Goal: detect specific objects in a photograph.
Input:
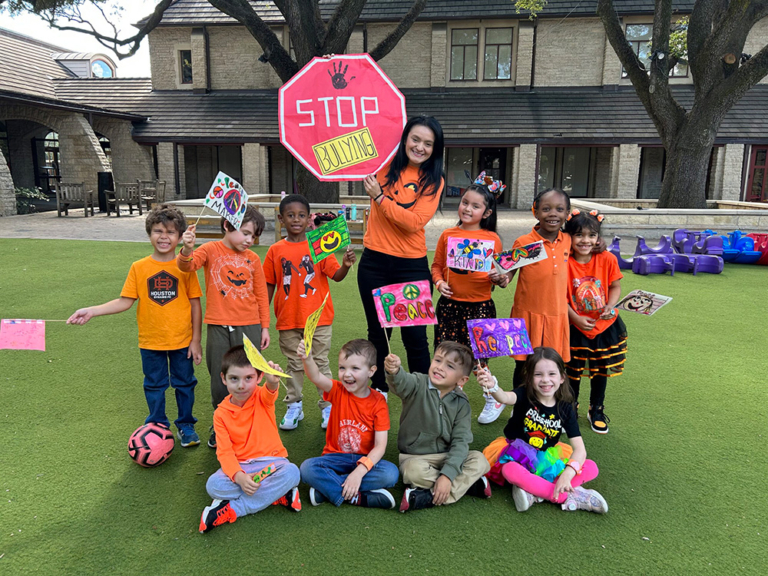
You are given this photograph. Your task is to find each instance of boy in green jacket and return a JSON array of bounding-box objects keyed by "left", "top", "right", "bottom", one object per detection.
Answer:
[{"left": 384, "top": 341, "right": 491, "bottom": 512}]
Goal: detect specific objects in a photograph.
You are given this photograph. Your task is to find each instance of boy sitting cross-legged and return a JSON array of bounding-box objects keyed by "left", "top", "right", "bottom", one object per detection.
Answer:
[
  {"left": 384, "top": 341, "right": 492, "bottom": 512},
  {"left": 298, "top": 339, "right": 399, "bottom": 509},
  {"left": 199, "top": 345, "right": 301, "bottom": 534}
]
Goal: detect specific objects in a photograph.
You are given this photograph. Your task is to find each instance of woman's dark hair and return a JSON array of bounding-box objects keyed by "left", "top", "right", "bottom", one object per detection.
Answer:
[
  {"left": 564, "top": 210, "right": 602, "bottom": 237},
  {"left": 456, "top": 184, "right": 498, "bottom": 233},
  {"left": 523, "top": 347, "right": 574, "bottom": 416},
  {"left": 384, "top": 115, "right": 445, "bottom": 197},
  {"left": 532, "top": 187, "right": 571, "bottom": 213},
  {"left": 279, "top": 193, "right": 310, "bottom": 215}
]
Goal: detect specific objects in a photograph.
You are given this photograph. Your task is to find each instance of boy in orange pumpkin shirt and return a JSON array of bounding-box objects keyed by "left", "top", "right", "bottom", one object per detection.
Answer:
[
  {"left": 263, "top": 194, "right": 356, "bottom": 431},
  {"left": 199, "top": 345, "right": 301, "bottom": 533}
]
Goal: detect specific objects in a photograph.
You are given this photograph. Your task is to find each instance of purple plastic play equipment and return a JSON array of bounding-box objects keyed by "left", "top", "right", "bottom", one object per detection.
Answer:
[
  {"left": 613, "top": 229, "right": 724, "bottom": 276},
  {"left": 635, "top": 235, "right": 673, "bottom": 256},
  {"left": 608, "top": 236, "right": 634, "bottom": 270},
  {"left": 692, "top": 254, "right": 724, "bottom": 274}
]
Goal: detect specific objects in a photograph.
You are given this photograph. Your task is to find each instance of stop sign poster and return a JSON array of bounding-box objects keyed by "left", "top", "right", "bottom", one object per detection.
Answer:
[{"left": 279, "top": 54, "right": 407, "bottom": 181}]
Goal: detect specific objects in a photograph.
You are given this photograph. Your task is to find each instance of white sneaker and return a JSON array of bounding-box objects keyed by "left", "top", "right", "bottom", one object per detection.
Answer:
[
  {"left": 321, "top": 405, "right": 332, "bottom": 429},
  {"left": 561, "top": 486, "right": 608, "bottom": 514},
  {"left": 512, "top": 485, "right": 537, "bottom": 512},
  {"left": 279, "top": 401, "right": 304, "bottom": 430},
  {"left": 478, "top": 393, "right": 505, "bottom": 424}
]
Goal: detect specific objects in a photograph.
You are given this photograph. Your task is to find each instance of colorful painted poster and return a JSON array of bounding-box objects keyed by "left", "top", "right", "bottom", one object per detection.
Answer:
[
  {"left": 466, "top": 318, "right": 533, "bottom": 359},
  {"left": 372, "top": 280, "right": 437, "bottom": 328},
  {"left": 306, "top": 216, "right": 350, "bottom": 264},
  {"left": 492, "top": 241, "right": 547, "bottom": 274},
  {"left": 0, "top": 319, "right": 46, "bottom": 351},
  {"left": 243, "top": 335, "right": 290, "bottom": 378},
  {"left": 303, "top": 293, "right": 329, "bottom": 355},
  {"left": 446, "top": 237, "right": 495, "bottom": 272},
  {"left": 204, "top": 171, "right": 248, "bottom": 230},
  {"left": 616, "top": 290, "right": 672, "bottom": 316}
]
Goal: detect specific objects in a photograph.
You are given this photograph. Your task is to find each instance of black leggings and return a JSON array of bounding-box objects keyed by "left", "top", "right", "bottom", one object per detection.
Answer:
[
  {"left": 357, "top": 248, "right": 432, "bottom": 391},
  {"left": 570, "top": 376, "right": 607, "bottom": 407}
]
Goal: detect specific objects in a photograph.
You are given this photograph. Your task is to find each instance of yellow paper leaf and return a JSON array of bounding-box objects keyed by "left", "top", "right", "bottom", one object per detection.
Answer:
[
  {"left": 243, "top": 335, "right": 290, "bottom": 378},
  {"left": 304, "top": 293, "right": 329, "bottom": 356}
]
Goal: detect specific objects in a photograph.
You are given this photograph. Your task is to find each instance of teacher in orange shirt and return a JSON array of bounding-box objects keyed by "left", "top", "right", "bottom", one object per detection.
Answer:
[{"left": 358, "top": 116, "right": 445, "bottom": 395}]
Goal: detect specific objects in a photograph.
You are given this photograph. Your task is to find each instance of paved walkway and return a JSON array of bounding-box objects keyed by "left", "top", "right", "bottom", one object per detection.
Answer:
[{"left": 0, "top": 207, "right": 538, "bottom": 249}]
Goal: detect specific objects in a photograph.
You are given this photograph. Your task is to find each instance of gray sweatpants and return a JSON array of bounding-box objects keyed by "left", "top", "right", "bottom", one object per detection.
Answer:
[
  {"left": 206, "top": 323, "right": 262, "bottom": 409},
  {"left": 205, "top": 457, "right": 300, "bottom": 518}
]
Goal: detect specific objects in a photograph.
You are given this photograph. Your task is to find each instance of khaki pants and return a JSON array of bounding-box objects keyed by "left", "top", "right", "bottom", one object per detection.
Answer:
[
  {"left": 278, "top": 325, "right": 333, "bottom": 409},
  {"left": 398, "top": 451, "right": 490, "bottom": 504}
]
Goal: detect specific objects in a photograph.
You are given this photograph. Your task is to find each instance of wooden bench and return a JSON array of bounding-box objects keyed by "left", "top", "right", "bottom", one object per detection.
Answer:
[
  {"left": 275, "top": 208, "right": 369, "bottom": 245},
  {"left": 55, "top": 182, "right": 95, "bottom": 217}
]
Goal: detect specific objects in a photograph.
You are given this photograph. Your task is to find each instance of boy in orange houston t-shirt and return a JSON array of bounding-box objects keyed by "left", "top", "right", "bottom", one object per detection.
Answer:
[
  {"left": 263, "top": 194, "right": 356, "bottom": 431},
  {"left": 68, "top": 207, "right": 203, "bottom": 447},
  {"left": 199, "top": 345, "right": 301, "bottom": 533},
  {"left": 178, "top": 206, "right": 271, "bottom": 449},
  {"left": 297, "top": 339, "right": 399, "bottom": 509}
]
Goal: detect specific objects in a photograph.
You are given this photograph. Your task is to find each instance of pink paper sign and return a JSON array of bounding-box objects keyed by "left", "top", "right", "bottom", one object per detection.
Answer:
[
  {"left": 446, "top": 237, "right": 495, "bottom": 272},
  {"left": 372, "top": 280, "right": 437, "bottom": 328},
  {"left": 0, "top": 319, "right": 46, "bottom": 351}
]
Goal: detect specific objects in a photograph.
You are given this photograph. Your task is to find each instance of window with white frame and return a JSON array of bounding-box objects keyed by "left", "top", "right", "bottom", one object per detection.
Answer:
[
  {"left": 450, "top": 29, "right": 479, "bottom": 81},
  {"left": 624, "top": 24, "right": 688, "bottom": 78},
  {"left": 484, "top": 28, "right": 513, "bottom": 80}
]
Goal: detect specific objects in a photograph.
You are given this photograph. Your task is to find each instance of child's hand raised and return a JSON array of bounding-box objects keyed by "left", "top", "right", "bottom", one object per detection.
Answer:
[
  {"left": 264, "top": 361, "right": 284, "bottom": 386},
  {"left": 476, "top": 367, "right": 495, "bottom": 390},
  {"left": 384, "top": 353, "right": 401, "bottom": 374},
  {"left": 182, "top": 225, "right": 196, "bottom": 251},
  {"left": 363, "top": 174, "right": 383, "bottom": 200},
  {"left": 342, "top": 246, "right": 356, "bottom": 267},
  {"left": 297, "top": 340, "right": 309, "bottom": 360},
  {"left": 67, "top": 308, "right": 93, "bottom": 325}
]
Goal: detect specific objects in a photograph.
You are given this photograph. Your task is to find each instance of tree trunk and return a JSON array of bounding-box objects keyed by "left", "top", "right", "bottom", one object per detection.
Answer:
[
  {"left": 295, "top": 164, "right": 340, "bottom": 203},
  {"left": 657, "top": 133, "right": 715, "bottom": 209}
]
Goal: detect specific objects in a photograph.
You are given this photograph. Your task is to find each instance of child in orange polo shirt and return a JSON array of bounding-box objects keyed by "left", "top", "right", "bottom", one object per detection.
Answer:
[
  {"left": 199, "top": 345, "right": 301, "bottom": 533},
  {"left": 298, "top": 339, "right": 399, "bottom": 509},
  {"left": 178, "top": 206, "right": 270, "bottom": 449},
  {"left": 500, "top": 188, "right": 573, "bottom": 391},
  {"left": 68, "top": 207, "right": 203, "bottom": 447},
  {"left": 263, "top": 194, "right": 356, "bottom": 431}
]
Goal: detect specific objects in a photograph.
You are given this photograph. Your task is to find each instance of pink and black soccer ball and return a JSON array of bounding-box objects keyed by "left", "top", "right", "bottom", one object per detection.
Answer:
[{"left": 127, "top": 423, "right": 175, "bottom": 467}]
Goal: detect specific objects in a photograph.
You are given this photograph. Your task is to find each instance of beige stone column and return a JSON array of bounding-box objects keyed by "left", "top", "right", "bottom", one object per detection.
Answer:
[
  {"left": 157, "top": 142, "right": 182, "bottom": 198},
  {"left": 513, "top": 144, "right": 538, "bottom": 209},
  {"left": 93, "top": 118, "right": 154, "bottom": 184},
  {"left": 430, "top": 23, "right": 447, "bottom": 88},
  {"left": 191, "top": 28, "right": 209, "bottom": 93},
  {"left": 516, "top": 22, "right": 534, "bottom": 89},
  {"left": 601, "top": 34, "right": 623, "bottom": 86},
  {"left": 615, "top": 144, "right": 641, "bottom": 199},
  {"left": 57, "top": 113, "right": 110, "bottom": 195},
  {"left": 242, "top": 143, "right": 263, "bottom": 194},
  {"left": 0, "top": 151, "right": 16, "bottom": 216},
  {"left": 721, "top": 144, "right": 745, "bottom": 201}
]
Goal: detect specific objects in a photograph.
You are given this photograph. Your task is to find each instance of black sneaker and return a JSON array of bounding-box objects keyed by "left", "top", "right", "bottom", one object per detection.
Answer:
[
  {"left": 360, "top": 489, "right": 396, "bottom": 509},
  {"left": 399, "top": 488, "right": 434, "bottom": 513},
  {"left": 467, "top": 476, "right": 492, "bottom": 499},
  {"left": 207, "top": 429, "right": 217, "bottom": 449},
  {"left": 588, "top": 405, "right": 610, "bottom": 434},
  {"left": 199, "top": 499, "right": 236, "bottom": 533},
  {"left": 272, "top": 487, "right": 302, "bottom": 512}
]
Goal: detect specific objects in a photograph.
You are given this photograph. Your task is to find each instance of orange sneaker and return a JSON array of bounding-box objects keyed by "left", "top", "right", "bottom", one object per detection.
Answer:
[
  {"left": 199, "top": 499, "right": 236, "bottom": 533},
  {"left": 272, "top": 487, "right": 302, "bottom": 512}
]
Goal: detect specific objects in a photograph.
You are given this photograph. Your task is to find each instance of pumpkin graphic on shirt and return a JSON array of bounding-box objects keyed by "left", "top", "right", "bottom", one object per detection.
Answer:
[
  {"left": 338, "top": 425, "right": 362, "bottom": 453},
  {"left": 571, "top": 276, "right": 605, "bottom": 314},
  {"left": 211, "top": 255, "right": 253, "bottom": 300}
]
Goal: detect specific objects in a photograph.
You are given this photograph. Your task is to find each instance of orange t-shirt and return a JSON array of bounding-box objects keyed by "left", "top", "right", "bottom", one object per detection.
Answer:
[
  {"left": 363, "top": 164, "right": 443, "bottom": 258},
  {"left": 567, "top": 251, "right": 623, "bottom": 337},
  {"left": 120, "top": 255, "right": 202, "bottom": 350},
  {"left": 432, "top": 226, "right": 502, "bottom": 302},
  {"left": 322, "top": 382, "right": 390, "bottom": 456},
  {"left": 262, "top": 239, "right": 341, "bottom": 330},
  {"left": 213, "top": 385, "right": 288, "bottom": 481},
  {"left": 510, "top": 227, "right": 572, "bottom": 362},
  {"left": 177, "top": 241, "right": 270, "bottom": 328}
]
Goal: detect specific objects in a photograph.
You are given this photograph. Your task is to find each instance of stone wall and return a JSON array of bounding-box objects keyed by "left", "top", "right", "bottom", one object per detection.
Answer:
[
  {"left": 721, "top": 144, "right": 745, "bottom": 201},
  {"left": 157, "top": 142, "right": 186, "bottom": 199},
  {"left": 367, "top": 23, "right": 433, "bottom": 89},
  {"left": 515, "top": 144, "right": 537, "bottom": 209},
  {"left": 92, "top": 117, "right": 155, "bottom": 184},
  {"left": 534, "top": 19, "right": 605, "bottom": 87},
  {"left": 148, "top": 27, "right": 193, "bottom": 90},
  {"left": 0, "top": 149, "right": 15, "bottom": 216},
  {"left": 208, "top": 27, "right": 283, "bottom": 90}
]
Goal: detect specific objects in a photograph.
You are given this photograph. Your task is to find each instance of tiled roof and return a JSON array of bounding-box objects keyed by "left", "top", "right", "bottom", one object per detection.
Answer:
[
  {"left": 149, "top": 0, "right": 695, "bottom": 26},
  {"left": 0, "top": 28, "right": 74, "bottom": 100},
  {"left": 51, "top": 79, "right": 768, "bottom": 145}
]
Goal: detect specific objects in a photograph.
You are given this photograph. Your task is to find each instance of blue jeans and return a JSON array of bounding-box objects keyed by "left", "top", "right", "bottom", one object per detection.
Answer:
[
  {"left": 206, "top": 458, "right": 300, "bottom": 518},
  {"left": 139, "top": 347, "right": 197, "bottom": 430},
  {"left": 300, "top": 453, "right": 400, "bottom": 506}
]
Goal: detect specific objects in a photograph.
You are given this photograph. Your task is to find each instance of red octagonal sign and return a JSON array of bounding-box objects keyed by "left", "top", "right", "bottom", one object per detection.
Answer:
[{"left": 279, "top": 54, "right": 407, "bottom": 181}]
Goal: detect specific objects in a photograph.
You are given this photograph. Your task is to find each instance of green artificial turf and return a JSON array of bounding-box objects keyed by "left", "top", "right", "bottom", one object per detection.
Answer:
[{"left": 1, "top": 238, "right": 766, "bottom": 575}]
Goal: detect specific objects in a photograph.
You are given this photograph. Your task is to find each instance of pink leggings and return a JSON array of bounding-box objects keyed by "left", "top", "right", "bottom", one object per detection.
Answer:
[{"left": 501, "top": 460, "right": 599, "bottom": 504}]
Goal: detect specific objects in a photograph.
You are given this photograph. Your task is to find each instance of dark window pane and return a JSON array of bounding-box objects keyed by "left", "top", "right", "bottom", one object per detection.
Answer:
[
  {"left": 180, "top": 50, "right": 193, "bottom": 84},
  {"left": 757, "top": 150, "right": 767, "bottom": 166},
  {"left": 751, "top": 169, "right": 764, "bottom": 194}
]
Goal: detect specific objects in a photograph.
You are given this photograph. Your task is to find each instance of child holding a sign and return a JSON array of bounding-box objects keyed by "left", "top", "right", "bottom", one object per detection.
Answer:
[
  {"left": 263, "top": 194, "right": 356, "bottom": 431},
  {"left": 478, "top": 347, "right": 608, "bottom": 514},
  {"left": 199, "top": 345, "right": 301, "bottom": 533},
  {"left": 297, "top": 339, "right": 399, "bottom": 508},
  {"left": 564, "top": 210, "right": 627, "bottom": 434},
  {"left": 385, "top": 342, "right": 492, "bottom": 512},
  {"left": 432, "top": 176, "right": 507, "bottom": 424},
  {"left": 179, "top": 206, "right": 271, "bottom": 449},
  {"left": 68, "top": 207, "right": 203, "bottom": 447}
]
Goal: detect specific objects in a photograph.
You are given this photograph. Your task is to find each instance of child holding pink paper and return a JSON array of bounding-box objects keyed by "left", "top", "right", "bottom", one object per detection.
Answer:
[{"left": 431, "top": 175, "right": 505, "bottom": 424}]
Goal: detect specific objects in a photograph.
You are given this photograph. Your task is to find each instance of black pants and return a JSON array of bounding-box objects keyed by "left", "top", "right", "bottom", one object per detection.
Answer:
[{"left": 357, "top": 248, "right": 432, "bottom": 391}]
